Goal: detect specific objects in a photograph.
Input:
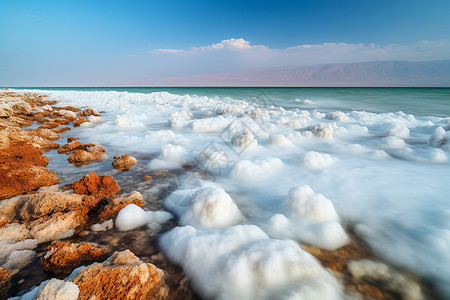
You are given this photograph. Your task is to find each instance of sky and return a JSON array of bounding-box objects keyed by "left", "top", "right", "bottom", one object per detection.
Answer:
[{"left": 1, "top": 0, "right": 450, "bottom": 86}]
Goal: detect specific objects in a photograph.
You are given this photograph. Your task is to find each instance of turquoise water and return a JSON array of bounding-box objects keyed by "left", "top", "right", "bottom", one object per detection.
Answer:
[{"left": 16, "top": 87, "right": 450, "bottom": 118}]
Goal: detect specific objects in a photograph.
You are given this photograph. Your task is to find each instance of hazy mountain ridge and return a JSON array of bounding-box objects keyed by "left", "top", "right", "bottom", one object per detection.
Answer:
[{"left": 130, "top": 60, "right": 450, "bottom": 86}]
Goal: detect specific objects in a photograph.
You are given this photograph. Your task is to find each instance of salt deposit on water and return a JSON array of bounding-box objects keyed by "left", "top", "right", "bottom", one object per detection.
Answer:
[{"left": 18, "top": 87, "right": 450, "bottom": 298}]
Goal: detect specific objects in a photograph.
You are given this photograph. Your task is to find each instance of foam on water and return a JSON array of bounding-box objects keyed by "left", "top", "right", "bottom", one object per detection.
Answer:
[{"left": 18, "top": 88, "right": 450, "bottom": 297}]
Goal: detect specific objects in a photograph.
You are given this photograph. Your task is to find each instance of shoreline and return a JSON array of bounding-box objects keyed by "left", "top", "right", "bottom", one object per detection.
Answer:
[{"left": 0, "top": 89, "right": 439, "bottom": 299}]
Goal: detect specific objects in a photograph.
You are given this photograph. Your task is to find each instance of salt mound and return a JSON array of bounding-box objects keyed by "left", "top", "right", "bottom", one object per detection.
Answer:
[
  {"left": 429, "top": 126, "right": 449, "bottom": 149},
  {"left": 167, "top": 187, "right": 243, "bottom": 229},
  {"left": 384, "top": 123, "right": 410, "bottom": 138},
  {"left": 11, "top": 278, "right": 79, "bottom": 300},
  {"left": 286, "top": 185, "right": 338, "bottom": 222},
  {"left": 115, "top": 204, "right": 173, "bottom": 231},
  {"left": 327, "top": 111, "right": 348, "bottom": 121},
  {"left": 231, "top": 129, "right": 257, "bottom": 148},
  {"left": 265, "top": 185, "right": 349, "bottom": 250},
  {"left": 308, "top": 123, "right": 334, "bottom": 138},
  {"left": 267, "top": 214, "right": 349, "bottom": 251},
  {"left": 216, "top": 103, "right": 242, "bottom": 114},
  {"left": 268, "top": 134, "right": 294, "bottom": 146},
  {"left": 169, "top": 110, "right": 193, "bottom": 118},
  {"left": 160, "top": 225, "right": 342, "bottom": 300},
  {"left": 300, "top": 151, "right": 335, "bottom": 169},
  {"left": 231, "top": 158, "right": 283, "bottom": 179},
  {"left": 380, "top": 136, "right": 406, "bottom": 149}
]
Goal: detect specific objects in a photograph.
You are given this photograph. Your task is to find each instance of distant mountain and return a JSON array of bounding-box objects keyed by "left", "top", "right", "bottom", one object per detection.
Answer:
[{"left": 128, "top": 60, "right": 450, "bottom": 87}]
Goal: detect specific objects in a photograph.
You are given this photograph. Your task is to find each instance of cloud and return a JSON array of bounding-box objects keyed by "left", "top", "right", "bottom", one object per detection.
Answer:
[
  {"left": 131, "top": 38, "right": 450, "bottom": 80},
  {"left": 151, "top": 38, "right": 450, "bottom": 66},
  {"left": 153, "top": 38, "right": 267, "bottom": 54}
]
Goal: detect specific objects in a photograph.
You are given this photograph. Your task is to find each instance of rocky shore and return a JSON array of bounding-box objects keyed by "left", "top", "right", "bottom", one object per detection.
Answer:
[{"left": 0, "top": 89, "right": 435, "bottom": 299}]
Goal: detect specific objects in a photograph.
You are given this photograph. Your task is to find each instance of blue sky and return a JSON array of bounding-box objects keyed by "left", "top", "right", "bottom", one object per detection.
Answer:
[{"left": 1, "top": 0, "right": 450, "bottom": 86}]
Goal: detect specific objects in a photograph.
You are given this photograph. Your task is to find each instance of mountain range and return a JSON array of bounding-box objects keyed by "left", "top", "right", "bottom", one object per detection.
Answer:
[{"left": 125, "top": 60, "right": 450, "bottom": 87}]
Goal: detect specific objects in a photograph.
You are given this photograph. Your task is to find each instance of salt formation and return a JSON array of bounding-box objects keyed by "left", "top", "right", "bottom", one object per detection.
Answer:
[
  {"left": 266, "top": 185, "right": 348, "bottom": 250},
  {"left": 166, "top": 187, "right": 243, "bottom": 229},
  {"left": 115, "top": 204, "right": 173, "bottom": 231},
  {"left": 384, "top": 122, "right": 410, "bottom": 138},
  {"left": 327, "top": 111, "right": 348, "bottom": 121},
  {"left": 428, "top": 126, "right": 450, "bottom": 149},
  {"left": 307, "top": 123, "right": 334, "bottom": 138},
  {"left": 268, "top": 134, "right": 294, "bottom": 146},
  {"left": 380, "top": 136, "right": 406, "bottom": 149},
  {"left": 231, "top": 158, "right": 283, "bottom": 179},
  {"left": 160, "top": 225, "right": 343, "bottom": 300},
  {"left": 231, "top": 129, "right": 258, "bottom": 148},
  {"left": 300, "top": 151, "right": 336, "bottom": 169},
  {"left": 10, "top": 278, "right": 80, "bottom": 300}
]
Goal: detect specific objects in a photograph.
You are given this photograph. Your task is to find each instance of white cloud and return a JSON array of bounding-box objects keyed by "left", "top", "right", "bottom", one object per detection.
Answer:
[
  {"left": 153, "top": 38, "right": 267, "bottom": 54},
  {"left": 142, "top": 38, "right": 450, "bottom": 78}
]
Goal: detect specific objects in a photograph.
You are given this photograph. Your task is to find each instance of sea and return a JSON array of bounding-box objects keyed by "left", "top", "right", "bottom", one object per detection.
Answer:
[{"left": 15, "top": 87, "right": 450, "bottom": 298}]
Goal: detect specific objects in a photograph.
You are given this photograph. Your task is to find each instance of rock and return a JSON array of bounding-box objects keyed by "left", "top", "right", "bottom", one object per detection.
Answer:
[
  {"left": 71, "top": 250, "right": 162, "bottom": 300},
  {"left": 28, "top": 211, "right": 86, "bottom": 244},
  {"left": 10, "top": 101, "right": 32, "bottom": 116},
  {"left": 73, "top": 118, "right": 89, "bottom": 127},
  {"left": 0, "top": 141, "right": 60, "bottom": 200},
  {"left": 41, "top": 241, "right": 110, "bottom": 275},
  {"left": 71, "top": 172, "right": 120, "bottom": 197},
  {"left": 112, "top": 154, "right": 137, "bottom": 171},
  {"left": 78, "top": 108, "right": 100, "bottom": 117},
  {"left": 19, "top": 186, "right": 85, "bottom": 221},
  {"left": 0, "top": 268, "right": 10, "bottom": 300},
  {"left": 98, "top": 191, "right": 144, "bottom": 221},
  {"left": 0, "top": 104, "right": 13, "bottom": 118},
  {"left": 52, "top": 110, "right": 78, "bottom": 121},
  {"left": 67, "top": 144, "right": 107, "bottom": 165}
]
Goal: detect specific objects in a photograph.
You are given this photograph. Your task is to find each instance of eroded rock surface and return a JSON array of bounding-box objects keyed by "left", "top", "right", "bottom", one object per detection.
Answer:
[
  {"left": 71, "top": 172, "right": 120, "bottom": 197},
  {"left": 71, "top": 250, "right": 162, "bottom": 300},
  {"left": 41, "top": 241, "right": 110, "bottom": 275},
  {"left": 112, "top": 154, "right": 138, "bottom": 171}
]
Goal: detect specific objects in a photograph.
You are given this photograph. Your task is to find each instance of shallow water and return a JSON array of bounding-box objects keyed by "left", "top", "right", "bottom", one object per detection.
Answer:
[{"left": 15, "top": 87, "right": 450, "bottom": 298}]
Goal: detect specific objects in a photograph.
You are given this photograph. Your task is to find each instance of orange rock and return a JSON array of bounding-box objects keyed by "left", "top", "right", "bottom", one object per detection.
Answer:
[
  {"left": 71, "top": 172, "right": 120, "bottom": 197},
  {"left": 19, "top": 187, "right": 85, "bottom": 221},
  {"left": 78, "top": 108, "right": 100, "bottom": 117},
  {"left": 68, "top": 148, "right": 107, "bottom": 165},
  {"left": 50, "top": 127, "right": 71, "bottom": 134},
  {"left": 0, "top": 268, "right": 10, "bottom": 300},
  {"left": 112, "top": 154, "right": 137, "bottom": 171},
  {"left": 0, "top": 141, "right": 60, "bottom": 200},
  {"left": 99, "top": 191, "right": 144, "bottom": 221},
  {"left": 143, "top": 176, "right": 152, "bottom": 181},
  {"left": 73, "top": 118, "right": 89, "bottom": 127},
  {"left": 71, "top": 250, "right": 162, "bottom": 300},
  {"left": 41, "top": 241, "right": 110, "bottom": 275},
  {"left": 58, "top": 141, "right": 85, "bottom": 153}
]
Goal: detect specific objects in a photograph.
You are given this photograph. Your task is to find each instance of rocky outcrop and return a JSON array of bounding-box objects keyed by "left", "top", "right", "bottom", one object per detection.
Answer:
[
  {"left": 71, "top": 172, "right": 120, "bottom": 197},
  {"left": 71, "top": 250, "right": 162, "bottom": 300},
  {"left": 112, "top": 154, "right": 138, "bottom": 171},
  {"left": 41, "top": 241, "right": 110, "bottom": 275},
  {"left": 67, "top": 144, "right": 107, "bottom": 165},
  {"left": 0, "top": 140, "right": 60, "bottom": 200},
  {"left": 73, "top": 117, "right": 89, "bottom": 127}
]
